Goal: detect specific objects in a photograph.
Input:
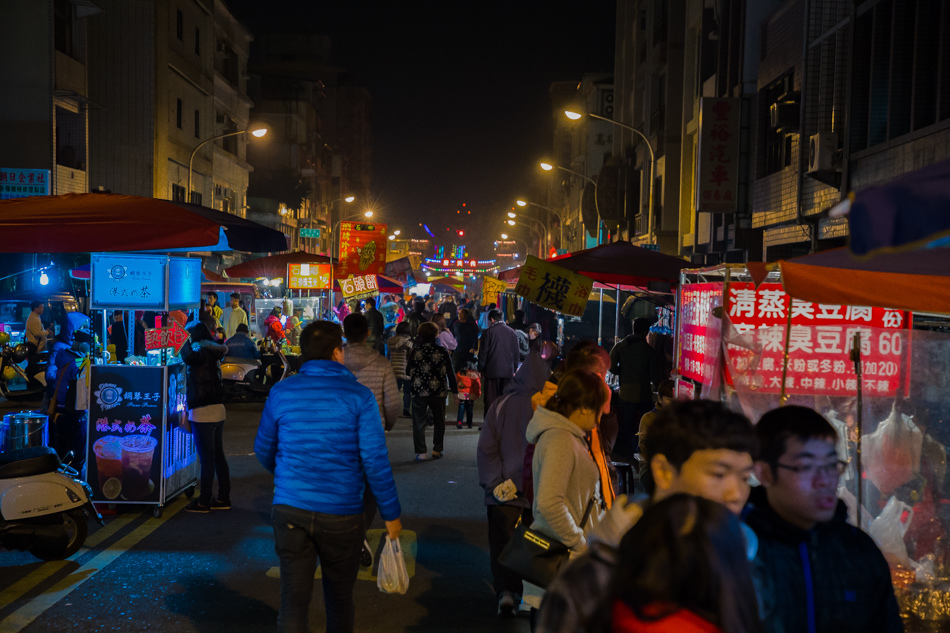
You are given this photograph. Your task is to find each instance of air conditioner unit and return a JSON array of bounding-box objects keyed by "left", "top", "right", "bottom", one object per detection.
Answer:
[
  {"left": 769, "top": 102, "right": 799, "bottom": 131},
  {"left": 808, "top": 133, "right": 839, "bottom": 173}
]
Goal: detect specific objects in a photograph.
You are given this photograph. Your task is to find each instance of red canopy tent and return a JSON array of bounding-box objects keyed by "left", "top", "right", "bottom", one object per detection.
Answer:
[
  {"left": 224, "top": 251, "right": 335, "bottom": 279},
  {"left": 0, "top": 193, "right": 287, "bottom": 252}
]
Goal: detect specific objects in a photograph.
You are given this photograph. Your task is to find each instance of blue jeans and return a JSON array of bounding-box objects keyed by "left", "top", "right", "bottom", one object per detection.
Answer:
[
  {"left": 192, "top": 420, "right": 230, "bottom": 505},
  {"left": 272, "top": 504, "right": 364, "bottom": 633},
  {"left": 457, "top": 400, "right": 474, "bottom": 426},
  {"left": 397, "top": 378, "right": 411, "bottom": 412}
]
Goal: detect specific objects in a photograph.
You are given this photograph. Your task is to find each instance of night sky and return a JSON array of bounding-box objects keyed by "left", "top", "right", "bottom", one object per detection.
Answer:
[{"left": 226, "top": 0, "right": 617, "bottom": 258}]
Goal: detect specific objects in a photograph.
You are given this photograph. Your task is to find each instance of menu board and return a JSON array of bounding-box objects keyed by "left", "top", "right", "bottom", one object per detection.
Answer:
[
  {"left": 677, "top": 282, "right": 723, "bottom": 383},
  {"left": 90, "top": 253, "right": 167, "bottom": 310},
  {"left": 87, "top": 365, "right": 164, "bottom": 503},
  {"left": 288, "top": 263, "right": 332, "bottom": 290}
]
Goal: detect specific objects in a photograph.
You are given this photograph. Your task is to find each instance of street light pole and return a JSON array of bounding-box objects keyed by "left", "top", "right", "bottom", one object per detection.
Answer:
[
  {"left": 517, "top": 199, "right": 564, "bottom": 251},
  {"left": 507, "top": 222, "right": 543, "bottom": 258},
  {"left": 566, "top": 111, "right": 656, "bottom": 243},
  {"left": 188, "top": 128, "right": 266, "bottom": 204}
]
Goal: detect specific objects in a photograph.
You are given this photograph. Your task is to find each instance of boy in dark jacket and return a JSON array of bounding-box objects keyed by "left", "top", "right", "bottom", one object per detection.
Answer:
[{"left": 747, "top": 406, "right": 903, "bottom": 633}]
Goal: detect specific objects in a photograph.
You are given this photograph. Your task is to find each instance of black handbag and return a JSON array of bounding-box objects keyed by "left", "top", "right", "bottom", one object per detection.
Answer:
[{"left": 497, "top": 497, "right": 596, "bottom": 588}]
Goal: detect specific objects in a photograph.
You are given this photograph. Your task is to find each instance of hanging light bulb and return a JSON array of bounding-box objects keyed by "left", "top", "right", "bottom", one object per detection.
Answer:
[{"left": 39, "top": 272, "right": 49, "bottom": 286}]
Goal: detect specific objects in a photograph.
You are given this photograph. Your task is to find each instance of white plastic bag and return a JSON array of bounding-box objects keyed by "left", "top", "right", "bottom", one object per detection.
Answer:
[{"left": 376, "top": 536, "right": 409, "bottom": 594}]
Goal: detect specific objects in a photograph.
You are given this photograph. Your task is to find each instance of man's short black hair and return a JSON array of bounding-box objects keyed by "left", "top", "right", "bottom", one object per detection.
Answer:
[
  {"left": 647, "top": 400, "right": 757, "bottom": 470},
  {"left": 633, "top": 317, "right": 652, "bottom": 335},
  {"left": 30, "top": 300, "right": 42, "bottom": 311},
  {"left": 236, "top": 323, "right": 249, "bottom": 333},
  {"left": 230, "top": 292, "right": 241, "bottom": 301},
  {"left": 514, "top": 309, "right": 525, "bottom": 320},
  {"left": 343, "top": 313, "right": 369, "bottom": 343},
  {"left": 207, "top": 291, "right": 218, "bottom": 301},
  {"left": 300, "top": 321, "right": 343, "bottom": 362},
  {"left": 366, "top": 296, "right": 377, "bottom": 308},
  {"left": 488, "top": 309, "right": 502, "bottom": 322},
  {"left": 756, "top": 406, "right": 838, "bottom": 468}
]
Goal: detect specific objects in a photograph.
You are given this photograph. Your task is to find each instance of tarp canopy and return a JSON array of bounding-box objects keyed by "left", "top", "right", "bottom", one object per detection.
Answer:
[
  {"left": 425, "top": 276, "right": 466, "bottom": 292},
  {"left": 0, "top": 193, "right": 288, "bottom": 253},
  {"left": 837, "top": 158, "right": 950, "bottom": 256},
  {"left": 224, "top": 251, "right": 335, "bottom": 279},
  {"left": 499, "top": 241, "right": 688, "bottom": 288},
  {"left": 780, "top": 247, "right": 950, "bottom": 314}
]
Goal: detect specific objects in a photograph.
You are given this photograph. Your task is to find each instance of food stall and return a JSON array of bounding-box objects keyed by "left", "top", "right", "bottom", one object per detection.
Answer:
[
  {"left": 85, "top": 252, "right": 201, "bottom": 517},
  {"left": 675, "top": 262, "right": 950, "bottom": 631}
]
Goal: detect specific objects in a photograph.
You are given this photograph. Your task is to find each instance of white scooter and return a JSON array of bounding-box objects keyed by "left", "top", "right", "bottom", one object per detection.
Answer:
[
  {"left": 221, "top": 350, "right": 291, "bottom": 402},
  {"left": 0, "top": 446, "right": 102, "bottom": 560}
]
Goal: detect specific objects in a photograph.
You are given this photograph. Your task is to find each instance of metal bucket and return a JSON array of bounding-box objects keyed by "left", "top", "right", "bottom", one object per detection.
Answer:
[{"left": 1, "top": 412, "right": 49, "bottom": 452}]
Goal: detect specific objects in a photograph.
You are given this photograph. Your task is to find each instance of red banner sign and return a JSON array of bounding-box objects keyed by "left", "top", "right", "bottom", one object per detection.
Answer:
[
  {"left": 723, "top": 282, "right": 911, "bottom": 397},
  {"left": 678, "top": 283, "right": 723, "bottom": 383},
  {"left": 144, "top": 319, "right": 190, "bottom": 355},
  {"left": 338, "top": 222, "right": 388, "bottom": 279}
]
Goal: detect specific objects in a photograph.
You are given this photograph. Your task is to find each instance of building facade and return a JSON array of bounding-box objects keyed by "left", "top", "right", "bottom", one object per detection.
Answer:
[{"left": 0, "top": 0, "right": 102, "bottom": 197}]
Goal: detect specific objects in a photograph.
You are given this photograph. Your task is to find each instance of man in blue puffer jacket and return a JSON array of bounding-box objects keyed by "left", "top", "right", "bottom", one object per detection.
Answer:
[{"left": 256, "top": 320, "right": 403, "bottom": 633}]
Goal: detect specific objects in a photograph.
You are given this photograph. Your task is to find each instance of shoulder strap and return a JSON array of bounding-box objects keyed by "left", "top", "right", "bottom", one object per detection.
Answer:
[{"left": 579, "top": 496, "right": 597, "bottom": 530}]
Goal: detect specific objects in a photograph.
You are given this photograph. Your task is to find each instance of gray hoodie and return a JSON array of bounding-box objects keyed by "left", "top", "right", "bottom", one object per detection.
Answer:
[
  {"left": 525, "top": 407, "right": 603, "bottom": 551},
  {"left": 344, "top": 342, "right": 401, "bottom": 430}
]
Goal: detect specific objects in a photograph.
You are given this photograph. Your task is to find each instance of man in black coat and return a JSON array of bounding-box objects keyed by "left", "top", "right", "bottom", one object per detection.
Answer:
[
  {"left": 362, "top": 296, "right": 386, "bottom": 353},
  {"left": 747, "top": 406, "right": 903, "bottom": 633},
  {"left": 477, "top": 309, "right": 520, "bottom": 411}
]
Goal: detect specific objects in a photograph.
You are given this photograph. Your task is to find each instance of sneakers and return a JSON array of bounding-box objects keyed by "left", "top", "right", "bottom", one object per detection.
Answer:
[
  {"left": 185, "top": 500, "right": 210, "bottom": 513},
  {"left": 414, "top": 453, "right": 429, "bottom": 462},
  {"left": 497, "top": 591, "right": 517, "bottom": 618},
  {"left": 431, "top": 451, "right": 443, "bottom": 460},
  {"left": 456, "top": 422, "right": 463, "bottom": 429},
  {"left": 359, "top": 539, "right": 373, "bottom": 567},
  {"left": 209, "top": 498, "right": 231, "bottom": 510}
]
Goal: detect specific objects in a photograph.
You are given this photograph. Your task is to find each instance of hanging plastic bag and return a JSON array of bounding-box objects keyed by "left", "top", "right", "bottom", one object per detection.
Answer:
[{"left": 376, "top": 536, "right": 409, "bottom": 595}]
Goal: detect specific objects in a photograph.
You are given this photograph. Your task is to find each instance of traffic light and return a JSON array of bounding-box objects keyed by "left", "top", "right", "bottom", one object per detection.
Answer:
[{"left": 457, "top": 230, "right": 465, "bottom": 237}]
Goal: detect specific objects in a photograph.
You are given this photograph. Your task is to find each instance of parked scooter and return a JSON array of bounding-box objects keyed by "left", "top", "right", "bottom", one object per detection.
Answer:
[
  {"left": 0, "top": 447, "right": 102, "bottom": 560},
  {"left": 0, "top": 343, "right": 47, "bottom": 402},
  {"left": 221, "top": 349, "right": 291, "bottom": 402}
]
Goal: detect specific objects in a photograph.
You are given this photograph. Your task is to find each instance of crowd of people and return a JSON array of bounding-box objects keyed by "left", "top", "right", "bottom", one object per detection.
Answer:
[{"left": 21, "top": 284, "right": 904, "bottom": 633}]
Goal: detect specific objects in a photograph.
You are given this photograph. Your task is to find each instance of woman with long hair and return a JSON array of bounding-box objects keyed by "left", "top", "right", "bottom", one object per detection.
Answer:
[
  {"left": 606, "top": 494, "right": 761, "bottom": 633},
  {"left": 430, "top": 313, "right": 457, "bottom": 352},
  {"left": 523, "top": 369, "right": 610, "bottom": 619}
]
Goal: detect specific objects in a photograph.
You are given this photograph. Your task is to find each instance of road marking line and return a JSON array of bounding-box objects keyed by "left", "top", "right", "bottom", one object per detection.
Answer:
[
  {"left": 0, "top": 498, "right": 186, "bottom": 631},
  {"left": 0, "top": 511, "right": 141, "bottom": 610}
]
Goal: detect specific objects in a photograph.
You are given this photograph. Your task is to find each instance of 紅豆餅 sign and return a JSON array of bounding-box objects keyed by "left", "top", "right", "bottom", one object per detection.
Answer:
[
  {"left": 514, "top": 256, "right": 594, "bottom": 317},
  {"left": 721, "top": 282, "right": 912, "bottom": 397},
  {"left": 338, "top": 222, "right": 388, "bottom": 278},
  {"left": 288, "top": 263, "right": 331, "bottom": 290}
]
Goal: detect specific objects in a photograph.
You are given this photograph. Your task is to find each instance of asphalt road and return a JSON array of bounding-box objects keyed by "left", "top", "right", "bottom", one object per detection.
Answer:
[{"left": 0, "top": 397, "right": 531, "bottom": 632}]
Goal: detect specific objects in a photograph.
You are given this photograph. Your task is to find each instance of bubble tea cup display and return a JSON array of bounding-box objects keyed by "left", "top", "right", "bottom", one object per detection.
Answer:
[
  {"left": 120, "top": 435, "right": 158, "bottom": 500},
  {"left": 93, "top": 436, "right": 123, "bottom": 499}
]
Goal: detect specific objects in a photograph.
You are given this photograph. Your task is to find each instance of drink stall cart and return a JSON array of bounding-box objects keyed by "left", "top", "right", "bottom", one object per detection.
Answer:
[{"left": 85, "top": 253, "right": 202, "bottom": 518}]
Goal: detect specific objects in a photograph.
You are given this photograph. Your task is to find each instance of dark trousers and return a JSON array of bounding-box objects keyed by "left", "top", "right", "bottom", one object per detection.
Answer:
[
  {"left": 483, "top": 377, "right": 510, "bottom": 413},
  {"left": 192, "top": 420, "right": 231, "bottom": 505},
  {"left": 613, "top": 400, "right": 651, "bottom": 461},
  {"left": 397, "top": 378, "right": 411, "bottom": 413},
  {"left": 411, "top": 395, "right": 445, "bottom": 454},
  {"left": 457, "top": 400, "right": 474, "bottom": 426},
  {"left": 487, "top": 504, "right": 533, "bottom": 597},
  {"left": 51, "top": 411, "right": 87, "bottom": 475},
  {"left": 362, "top": 477, "right": 377, "bottom": 533},
  {"left": 272, "top": 504, "right": 363, "bottom": 633}
]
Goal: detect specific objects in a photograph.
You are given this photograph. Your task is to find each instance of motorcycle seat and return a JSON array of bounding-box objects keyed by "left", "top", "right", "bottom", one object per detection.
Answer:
[
  {"left": 0, "top": 446, "right": 61, "bottom": 479},
  {"left": 223, "top": 356, "right": 261, "bottom": 367}
]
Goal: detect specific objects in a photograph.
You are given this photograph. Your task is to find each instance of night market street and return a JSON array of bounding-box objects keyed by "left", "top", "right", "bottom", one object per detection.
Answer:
[{"left": 0, "top": 399, "right": 526, "bottom": 633}]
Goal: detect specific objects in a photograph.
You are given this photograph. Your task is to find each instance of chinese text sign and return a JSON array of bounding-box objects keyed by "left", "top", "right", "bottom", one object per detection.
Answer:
[
  {"left": 339, "top": 274, "right": 380, "bottom": 300},
  {"left": 697, "top": 98, "right": 740, "bottom": 213},
  {"left": 0, "top": 168, "right": 50, "bottom": 199},
  {"left": 677, "top": 283, "right": 724, "bottom": 383},
  {"left": 481, "top": 277, "right": 507, "bottom": 306},
  {"left": 288, "top": 263, "right": 331, "bottom": 290},
  {"left": 514, "top": 256, "right": 593, "bottom": 317},
  {"left": 337, "top": 222, "right": 388, "bottom": 278}
]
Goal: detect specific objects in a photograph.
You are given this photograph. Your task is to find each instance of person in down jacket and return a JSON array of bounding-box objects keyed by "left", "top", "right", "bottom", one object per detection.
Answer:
[
  {"left": 386, "top": 321, "right": 414, "bottom": 416},
  {"left": 255, "top": 320, "right": 402, "bottom": 633},
  {"left": 44, "top": 311, "right": 91, "bottom": 410}
]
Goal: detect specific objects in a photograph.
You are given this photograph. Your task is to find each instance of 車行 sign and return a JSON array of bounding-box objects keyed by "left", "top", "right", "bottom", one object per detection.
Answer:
[
  {"left": 514, "top": 256, "right": 593, "bottom": 317},
  {"left": 697, "top": 98, "right": 741, "bottom": 213}
]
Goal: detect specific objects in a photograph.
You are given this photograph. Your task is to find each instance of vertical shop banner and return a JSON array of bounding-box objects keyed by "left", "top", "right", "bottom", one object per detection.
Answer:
[
  {"left": 481, "top": 277, "right": 507, "bottom": 306},
  {"left": 162, "top": 363, "right": 197, "bottom": 497},
  {"left": 724, "top": 282, "right": 912, "bottom": 396},
  {"left": 338, "top": 222, "right": 388, "bottom": 278},
  {"left": 87, "top": 366, "right": 164, "bottom": 503},
  {"left": 696, "top": 98, "right": 741, "bottom": 213},
  {"left": 288, "top": 263, "right": 331, "bottom": 290},
  {"left": 677, "top": 282, "right": 724, "bottom": 383},
  {"left": 514, "top": 256, "right": 594, "bottom": 317},
  {"left": 339, "top": 274, "right": 380, "bottom": 301}
]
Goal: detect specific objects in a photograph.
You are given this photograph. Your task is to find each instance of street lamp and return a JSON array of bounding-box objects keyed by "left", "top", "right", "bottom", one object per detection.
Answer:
[
  {"left": 504, "top": 220, "right": 543, "bottom": 257},
  {"left": 332, "top": 209, "right": 375, "bottom": 257},
  {"left": 188, "top": 127, "right": 267, "bottom": 204},
  {"left": 516, "top": 198, "right": 564, "bottom": 250},
  {"left": 563, "top": 109, "right": 656, "bottom": 242},
  {"left": 539, "top": 161, "right": 596, "bottom": 187}
]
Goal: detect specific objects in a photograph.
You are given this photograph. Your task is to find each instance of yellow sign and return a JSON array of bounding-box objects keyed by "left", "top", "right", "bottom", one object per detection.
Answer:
[
  {"left": 288, "top": 263, "right": 331, "bottom": 290},
  {"left": 339, "top": 274, "right": 380, "bottom": 300},
  {"left": 514, "top": 256, "right": 593, "bottom": 317},
  {"left": 481, "top": 277, "right": 507, "bottom": 306}
]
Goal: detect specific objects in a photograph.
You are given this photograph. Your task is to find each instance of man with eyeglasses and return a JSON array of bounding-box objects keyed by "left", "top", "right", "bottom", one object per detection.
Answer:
[{"left": 747, "top": 405, "right": 903, "bottom": 633}]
